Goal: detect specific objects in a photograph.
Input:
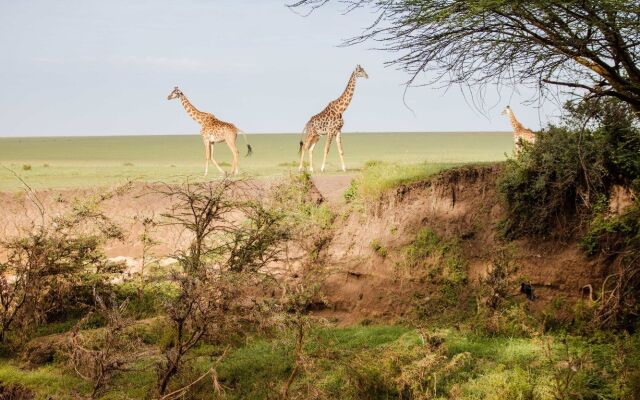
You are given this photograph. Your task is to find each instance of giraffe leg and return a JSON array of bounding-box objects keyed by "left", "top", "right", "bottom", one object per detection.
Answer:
[
  {"left": 298, "top": 142, "right": 307, "bottom": 172},
  {"left": 299, "top": 132, "right": 314, "bottom": 172},
  {"left": 209, "top": 143, "right": 225, "bottom": 175},
  {"left": 226, "top": 137, "right": 240, "bottom": 176},
  {"left": 336, "top": 132, "right": 346, "bottom": 172},
  {"left": 320, "top": 134, "right": 334, "bottom": 173},
  {"left": 308, "top": 137, "right": 319, "bottom": 173},
  {"left": 232, "top": 146, "right": 240, "bottom": 176},
  {"left": 203, "top": 139, "right": 211, "bottom": 176}
]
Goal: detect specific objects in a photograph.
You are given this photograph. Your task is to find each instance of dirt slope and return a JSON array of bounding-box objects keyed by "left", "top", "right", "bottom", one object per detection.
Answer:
[{"left": 312, "top": 165, "right": 606, "bottom": 323}]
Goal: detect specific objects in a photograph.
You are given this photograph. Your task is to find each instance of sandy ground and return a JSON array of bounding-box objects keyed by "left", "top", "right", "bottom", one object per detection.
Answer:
[{"left": 0, "top": 176, "right": 354, "bottom": 260}]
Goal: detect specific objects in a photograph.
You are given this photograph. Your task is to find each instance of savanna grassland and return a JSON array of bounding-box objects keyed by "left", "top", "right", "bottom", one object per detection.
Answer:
[
  {"left": 0, "top": 118, "right": 639, "bottom": 399},
  {"left": 0, "top": 132, "right": 511, "bottom": 191}
]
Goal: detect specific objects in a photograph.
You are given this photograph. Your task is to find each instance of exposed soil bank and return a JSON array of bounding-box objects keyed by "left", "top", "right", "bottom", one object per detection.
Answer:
[
  {"left": 0, "top": 167, "right": 619, "bottom": 324},
  {"left": 313, "top": 165, "right": 609, "bottom": 323}
]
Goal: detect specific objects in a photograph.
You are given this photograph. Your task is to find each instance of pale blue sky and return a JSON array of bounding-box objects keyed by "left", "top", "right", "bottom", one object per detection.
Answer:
[{"left": 0, "top": 0, "right": 560, "bottom": 136}]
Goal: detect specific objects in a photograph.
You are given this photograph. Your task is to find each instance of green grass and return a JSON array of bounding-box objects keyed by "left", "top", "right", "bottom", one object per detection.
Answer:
[
  {"left": 216, "top": 325, "right": 413, "bottom": 399},
  {"left": 2, "top": 325, "right": 638, "bottom": 399},
  {"left": 445, "top": 333, "right": 540, "bottom": 366},
  {"left": 101, "top": 359, "right": 158, "bottom": 400},
  {"left": 0, "top": 362, "right": 92, "bottom": 399},
  {"left": 218, "top": 339, "right": 293, "bottom": 398},
  {"left": 355, "top": 160, "right": 460, "bottom": 201},
  {"left": 458, "top": 367, "right": 544, "bottom": 400},
  {"left": 308, "top": 324, "right": 412, "bottom": 352},
  {"left": 0, "top": 132, "right": 512, "bottom": 191}
]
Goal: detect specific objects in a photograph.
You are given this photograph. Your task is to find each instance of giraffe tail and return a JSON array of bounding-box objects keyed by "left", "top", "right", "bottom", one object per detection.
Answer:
[
  {"left": 238, "top": 129, "right": 253, "bottom": 157},
  {"left": 298, "top": 123, "right": 309, "bottom": 155}
]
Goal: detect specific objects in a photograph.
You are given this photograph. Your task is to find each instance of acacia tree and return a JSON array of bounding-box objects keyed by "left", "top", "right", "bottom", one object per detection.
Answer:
[
  {"left": 155, "top": 180, "right": 290, "bottom": 395},
  {"left": 289, "top": 0, "right": 640, "bottom": 112}
]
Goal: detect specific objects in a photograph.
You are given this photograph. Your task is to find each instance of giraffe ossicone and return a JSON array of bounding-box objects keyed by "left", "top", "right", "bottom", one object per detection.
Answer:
[
  {"left": 167, "top": 86, "right": 252, "bottom": 177},
  {"left": 298, "top": 65, "right": 369, "bottom": 173}
]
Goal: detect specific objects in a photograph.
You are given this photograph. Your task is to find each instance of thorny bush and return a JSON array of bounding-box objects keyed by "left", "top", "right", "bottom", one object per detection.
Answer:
[
  {"left": 0, "top": 185, "right": 127, "bottom": 345},
  {"left": 155, "top": 179, "right": 291, "bottom": 395}
]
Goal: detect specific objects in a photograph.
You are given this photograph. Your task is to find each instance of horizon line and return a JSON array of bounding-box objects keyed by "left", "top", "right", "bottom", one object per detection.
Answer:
[{"left": 0, "top": 130, "right": 511, "bottom": 139}]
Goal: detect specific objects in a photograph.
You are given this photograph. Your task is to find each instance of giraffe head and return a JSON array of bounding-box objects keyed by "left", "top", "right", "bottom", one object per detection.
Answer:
[
  {"left": 354, "top": 64, "right": 369, "bottom": 79},
  {"left": 167, "top": 86, "right": 183, "bottom": 100},
  {"left": 501, "top": 105, "right": 512, "bottom": 116}
]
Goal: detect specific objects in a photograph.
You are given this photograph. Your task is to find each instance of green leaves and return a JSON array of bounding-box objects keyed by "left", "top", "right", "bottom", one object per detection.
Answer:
[{"left": 498, "top": 98, "right": 639, "bottom": 239}]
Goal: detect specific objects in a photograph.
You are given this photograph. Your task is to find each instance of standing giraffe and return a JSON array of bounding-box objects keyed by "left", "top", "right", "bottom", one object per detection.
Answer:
[
  {"left": 298, "top": 65, "right": 369, "bottom": 173},
  {"left": 167, "top": 86, "right": 252, "bottom": 176},
  {"left": 502, "top": 106, "right": 536, "bottom": 153}
]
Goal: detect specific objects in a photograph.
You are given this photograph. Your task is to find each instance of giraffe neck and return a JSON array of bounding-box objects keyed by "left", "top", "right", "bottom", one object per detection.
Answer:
[
  {"left": 507, "top": 110, "right": 524, "bottom": 134},
  {"left": 332, "top": 71, "right": 358, "bottom": 114},
  {"left": 179, "top": 95, "right": 208, "bottom": 125}
]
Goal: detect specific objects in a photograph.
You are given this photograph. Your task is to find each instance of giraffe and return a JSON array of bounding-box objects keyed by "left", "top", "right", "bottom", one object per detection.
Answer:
[
  {"left": 502, "top": 106, "right": 536, "bottom": 153},
  {"left": 298, "top": 65, "right": 368, "bottom": 173},
  {"left": 167, "top": 86, "right": 252, "bottom": 176}
]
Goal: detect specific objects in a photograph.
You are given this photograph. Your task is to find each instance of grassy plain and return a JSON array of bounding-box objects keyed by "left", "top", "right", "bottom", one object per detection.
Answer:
[{"left": 0, "top": 132, "right": 511, "bottom": 191}]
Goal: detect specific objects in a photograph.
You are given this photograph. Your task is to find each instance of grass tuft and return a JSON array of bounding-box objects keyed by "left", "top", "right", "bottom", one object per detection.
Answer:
[{"left": 354, "top": 161, "right": 459, "bottom": 202}]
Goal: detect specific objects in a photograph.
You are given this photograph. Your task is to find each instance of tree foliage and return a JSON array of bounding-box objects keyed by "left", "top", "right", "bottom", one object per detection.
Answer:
[{"left": 290, "top": 0, "right": 640, "bottom": 111}]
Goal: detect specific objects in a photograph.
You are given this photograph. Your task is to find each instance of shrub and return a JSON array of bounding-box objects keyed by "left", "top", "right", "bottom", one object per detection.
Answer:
[
  {"left": 405, "top": 228, "right": 467, "bottom": 286},
  {"left": 22, "top": 164, "right": 31, "bottom": 171},
  {"left": 0, "top": 382, "right": 34, "bottom": 399},
  {"left": 0, "top": 189, "right": 125, "bottom": 345},
  {"left": 612, "top": 332, "right": 640, "bottom": 398},
  {"left": 269, "top": 173, "right": 335, "bottom": 261},
  {"left": 68, "top": 294, "right": 144, "bottom": 398},
  {"left": 581, "top": 200, "right": 640, "bottom": 257},
  {"left": 343, "top": 179, "right": 358, "bottom": 203},
  {"left": 498, "top": 98, "right": 640, "bottom": 239},
  {"left": 498, "top": 125, "right": 608, "bottom": 238},
  {"left": 404, "top": 227, "right": 441, "bottom": 268},
  {"left": 581, "top": 201, "right": 640, "bottom": 329},
  {"left": 370, "top": 239, "right": 387, "bottom": 258},
  {"left": 477, "top": 249, "right": 520, "bottom": 311},
  {"left": 565, "top": 98, "right": 640, "bottom": 188},
  {"left": 403, "top": 228, "right": 469, "bottom": 318},
  {"left": 115, "top": 282, "right": 179, "bottom": 318}
]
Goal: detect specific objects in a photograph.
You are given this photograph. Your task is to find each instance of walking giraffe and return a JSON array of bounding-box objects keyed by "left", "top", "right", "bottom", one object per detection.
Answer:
[
  {"left": 502, "top": 106, "right": 536, "bottom": 153},
  {"left": 298, "top": 65, "right": 369, "bottom": 173},
  {"left": 167, "top": 86, "right": 252, "bottom": 176}
]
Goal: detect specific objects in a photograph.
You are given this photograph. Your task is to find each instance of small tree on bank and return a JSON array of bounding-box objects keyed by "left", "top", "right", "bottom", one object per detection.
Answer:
[
  {"left": 0, "top": 186, "right": 125, "bottom": 345},
  {"left": 155, "top": 180, "right": 290, "bottom": 395}
]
